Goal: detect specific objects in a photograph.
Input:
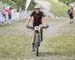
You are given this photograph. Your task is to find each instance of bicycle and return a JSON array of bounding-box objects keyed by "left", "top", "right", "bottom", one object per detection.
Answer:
[{"left": 26, "top": 25, "right": 48, "bottom": 56}]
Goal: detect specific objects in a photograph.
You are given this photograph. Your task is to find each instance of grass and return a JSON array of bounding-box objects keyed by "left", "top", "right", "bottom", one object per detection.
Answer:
[
  {"left": 0, "top": 35, "right": 32, "bottom": 58},
  {"left": 45, "top": 19, "right": 75, "bottom": 57},
  {"left": 46, "top": 35, "right": 75, "bottom": 57},
  {"left": 0, "top": 21, "right": 33, "bottom": 59},
  {"left": 40, "top": 19, "right": 75, "bottom": 57},
  {"left": 59, "top": 20, "right": 75, "bottom": 35},
  {"left": 47, "top": 0, "right": 69, "bottom": 16},
  {"left": 0, "top": 19, "right": 75, "bottom": 60},
  {"left": 0, "top": 35, "right": 75, "bottom": 59}
]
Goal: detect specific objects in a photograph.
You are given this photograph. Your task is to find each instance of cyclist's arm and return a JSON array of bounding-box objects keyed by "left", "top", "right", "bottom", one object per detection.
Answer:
[
  {"left": 43, "top": 16, "right": 49, "bottom": 25},
  {"left": 27, "top": 12, "right": 34, "bottom": 25},
  {"left": 27, "top": 16, "right": 34, "bottom": 25},
  {"left": 27, "top": 16, "right": 31, "bottom": 25},
  {"left": 41, "top": 12, "right": 49, "bottom": 25}
]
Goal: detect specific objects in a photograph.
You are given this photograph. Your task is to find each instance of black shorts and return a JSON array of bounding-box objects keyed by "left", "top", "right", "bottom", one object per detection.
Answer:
[{"left": 69, "top": 15, "right": 74, "bottom": 19}]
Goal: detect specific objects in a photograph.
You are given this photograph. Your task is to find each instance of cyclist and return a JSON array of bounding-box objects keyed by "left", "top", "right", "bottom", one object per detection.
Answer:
[{"left": 26, "top": 5, "right": 48, "bottom": 51}]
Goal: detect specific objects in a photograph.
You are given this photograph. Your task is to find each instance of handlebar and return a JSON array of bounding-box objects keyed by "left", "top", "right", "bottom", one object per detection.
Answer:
[
  {"left": 26, "top": 25, "right": 49, "bottom": 29},
  {"left": 26, "top": 25, "right": 33, "bottom": 29}
]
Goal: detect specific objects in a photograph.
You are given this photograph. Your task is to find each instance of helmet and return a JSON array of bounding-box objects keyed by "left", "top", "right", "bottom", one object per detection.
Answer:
[{"left": 34, "top": 5, "right": 41, "bottom": 9}]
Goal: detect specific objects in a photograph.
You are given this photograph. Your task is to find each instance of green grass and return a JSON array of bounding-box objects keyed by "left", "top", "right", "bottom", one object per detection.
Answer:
[
  {"left": 0, "top": 19, "right": 75, "bottom": 59},
  {"left": 0, "top": 21, "right": 34, "bottom": 59},
  {"left": 46, "top": 35, "right": 75, "bottom": 57},
  {"left": 0, "top": 35, "right": 32, "bottom": 58},
  {"left": 47, "top": 0, "right": 69, "bottom": 16},
  {"left": 45, "top": 19, "right": 75, "bottom": 57},
  {"left": 41, "top": 19, "right": 75, "bottom": 57},
  {"left": 0, "top": 35, "right": 75, "bottom": 59}
]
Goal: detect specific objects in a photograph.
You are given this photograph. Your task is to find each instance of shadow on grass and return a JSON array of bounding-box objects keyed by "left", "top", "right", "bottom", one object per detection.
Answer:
[{"left": 38, "top": 52, "right": 75, "bottom": 57}]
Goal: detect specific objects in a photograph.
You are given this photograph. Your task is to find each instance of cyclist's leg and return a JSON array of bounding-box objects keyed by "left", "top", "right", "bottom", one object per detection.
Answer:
[
  {"left": 70, "top": 19, "right": 73, "bottom": 24},
  {"left": 32, "top": 30, "right": 35, "bottom": 43},
  {"left": 70, "top": 19, "right": 72, "bottom": 24},
  {"left": 69, "top": 16, "right": 71, "bottom": 24},
  {"left": 72, "top": 16, "right": 74, "bottom": 23},
  {"left": 40, "top": 28, "right": 43, "bottom": 41},
  {"left": 32, "top": 29, "right": 36, "bottom": 51},
  {"left": 39, "top": 24, "right": 43, "bottom": 41},
  {"left": 71, "top": 19, "right": 73, "bottom": 23},
  {"left": 69, "top": 15, "right": 74, "bottom": 24}
]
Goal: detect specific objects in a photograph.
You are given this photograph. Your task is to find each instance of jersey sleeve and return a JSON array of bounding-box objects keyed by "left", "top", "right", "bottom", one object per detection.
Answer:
[
  {"left": 30, "top": 12, "right": 34, "bottom": 17},
  {"left": 41, "top": 12, "right": 45, "bottom": 17}
]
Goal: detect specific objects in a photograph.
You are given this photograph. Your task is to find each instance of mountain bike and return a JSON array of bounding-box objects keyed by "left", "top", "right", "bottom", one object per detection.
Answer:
[{"left": 27, "top": 25, "right": 48, "bottom": 56}]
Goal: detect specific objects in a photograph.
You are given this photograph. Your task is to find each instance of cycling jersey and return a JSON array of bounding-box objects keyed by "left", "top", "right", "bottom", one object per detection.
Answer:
[{"left": 30, "top": 11, "right": 45, "bottom": 26}]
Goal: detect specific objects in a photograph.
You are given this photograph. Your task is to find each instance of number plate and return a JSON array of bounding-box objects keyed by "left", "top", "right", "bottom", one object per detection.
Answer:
[{"left": 34, "top": 26, "right": 40, "bottom": 30}]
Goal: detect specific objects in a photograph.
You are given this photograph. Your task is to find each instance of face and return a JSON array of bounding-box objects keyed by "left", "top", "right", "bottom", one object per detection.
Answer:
[{"left": 34, "top": 8, "right": 40, "bottom": 13}]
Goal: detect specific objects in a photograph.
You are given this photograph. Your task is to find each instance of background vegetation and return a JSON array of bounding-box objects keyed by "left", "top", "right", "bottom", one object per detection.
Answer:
[
  {"left": 47, "top": 0, "right": 69, "bottom": 16},
  {"left": 59, "top": 0, "right": 75, "bottom": 4},
  {"left": 1, "top": 0, "right": 36, "bottom": 10}
]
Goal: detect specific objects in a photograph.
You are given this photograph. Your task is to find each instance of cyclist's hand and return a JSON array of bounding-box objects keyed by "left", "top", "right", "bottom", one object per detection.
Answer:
[
  {"left": 46, "top": 25, "right": 49, "bottom": 28},
  {"left": 39, "top": 24, "right": 43, "bottom": 28}
]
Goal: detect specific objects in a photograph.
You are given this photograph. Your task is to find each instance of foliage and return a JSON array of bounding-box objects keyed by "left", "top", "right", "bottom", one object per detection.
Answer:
[
  {"left": 1, "top": 0, "right": 35, "bottom": 10},
  {"left": 48, "top": 0, "right": 69, "bottom": 16},
  {"left": 59, "top": 0, "right": 75, "bottom": 4},
  {"left": 12, "top": 0, "right": 36, "bottom": 10},
  {"left": 28, "top": 0, "right": 36, "bottom": 10}
]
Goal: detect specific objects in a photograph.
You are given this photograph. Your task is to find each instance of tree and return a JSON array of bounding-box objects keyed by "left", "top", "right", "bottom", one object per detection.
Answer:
[
  {"left": 12, "top": 0, "right": 26, "bottom": 10},
  {"left": 13, "top": 0, "right": 36, "bottom": 10},
  {"left": 28, "top": 0, "right": 36, "bottom": 10},
  {"left": 2, "top": 0, "right": 35, "bottom": 10}
]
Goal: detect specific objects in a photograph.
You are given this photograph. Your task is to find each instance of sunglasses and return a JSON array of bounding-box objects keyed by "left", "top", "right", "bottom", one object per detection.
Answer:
[{"left": 34, "top": 8, "right": 40, "bottom": 10}]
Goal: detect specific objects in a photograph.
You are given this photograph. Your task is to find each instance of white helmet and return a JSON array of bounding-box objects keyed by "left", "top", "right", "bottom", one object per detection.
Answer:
[{"left": 34, "top": 5, "right": 41, "bottom": 9}]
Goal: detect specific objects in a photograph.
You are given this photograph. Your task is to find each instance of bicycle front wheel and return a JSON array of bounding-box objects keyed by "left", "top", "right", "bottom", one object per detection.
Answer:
[
  {"left": 36, "top": 46, "right": 39, "bottom": 56},
  {"left": 34, "top": 34, "right": 39, "bottom": 56},
  {"left": 36, "top": 34, "right": 41, "bottom": 56}
]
